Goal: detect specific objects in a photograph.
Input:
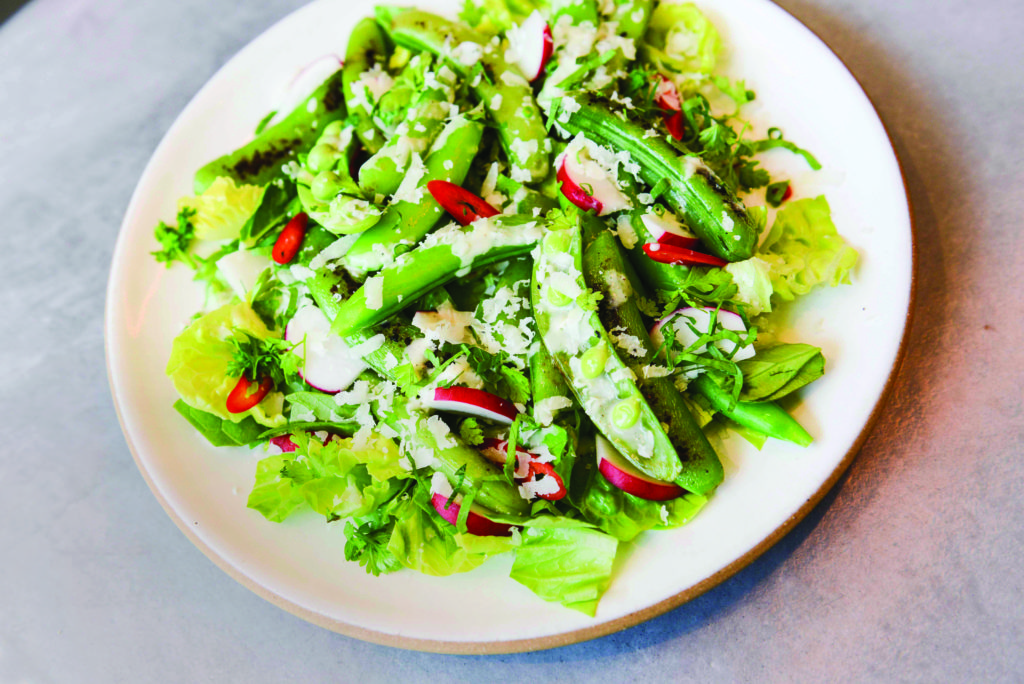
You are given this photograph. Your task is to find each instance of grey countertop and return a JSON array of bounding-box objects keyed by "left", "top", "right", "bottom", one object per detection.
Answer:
[{"left": 2, "top": 0, "right": 1022, "bottom": 681}]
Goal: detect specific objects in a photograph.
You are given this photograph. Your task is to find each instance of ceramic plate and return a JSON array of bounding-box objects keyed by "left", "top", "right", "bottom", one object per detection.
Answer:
[{"left": 106, "top": 0, "right": 913, "bottom": 653}]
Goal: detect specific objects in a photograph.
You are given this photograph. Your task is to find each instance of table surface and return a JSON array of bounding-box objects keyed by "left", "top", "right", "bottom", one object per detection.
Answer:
[{"left": 2, "top": 0, "right": 1022, "bottom": 681}]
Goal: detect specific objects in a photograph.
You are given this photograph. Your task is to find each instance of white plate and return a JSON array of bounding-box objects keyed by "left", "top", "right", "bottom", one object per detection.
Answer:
[{"left": 105, "top": 0, "right": 913, "bottom": 653}]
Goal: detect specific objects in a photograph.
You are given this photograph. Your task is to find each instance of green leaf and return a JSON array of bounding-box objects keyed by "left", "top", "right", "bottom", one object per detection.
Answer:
[
  {"left": 173, "top": 399, "right": 264, "bottom": 447},
  {"left": 344, "top": 506, "right": 404, "bottom": 576},
  {"left": 240, "top": 180, "right": 297, "bottom": 245},
  {"left": 738, "top": 343, "right": 825, "bottom": 402},
  {"left": 509, "top": 517, "right": 619, "bottom": 616},
  {"left": 765, "top": 180, "right": 790, "bottom": 208},
  {"left": 152, "top": 207, "right": 197, "bottom": 269},
  {"left": 459, "top": 417, "right": 484, "bottom": 446}
]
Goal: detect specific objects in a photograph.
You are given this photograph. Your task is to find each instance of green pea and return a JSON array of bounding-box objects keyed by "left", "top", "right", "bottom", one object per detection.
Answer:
[
  {"left": 547, "top": 286, "right": 572, "bottom": 307},
  {"left": 543, "top": 230, "right": 571, "bottom": 255},
  {"left": 307, "top": 143, "right": 339, "bottom": 174},
  {"left": 321, "top": 120, "right": 345, "bottom": 139},
  {"left": 580, "top": 343, "right": 610, "bottom": 379},
  {"left": 612, "top": 397, "right": 641, "bottom": 429},
  {"left": 311, "top": 171, "right": 344, "bottom": 202}
]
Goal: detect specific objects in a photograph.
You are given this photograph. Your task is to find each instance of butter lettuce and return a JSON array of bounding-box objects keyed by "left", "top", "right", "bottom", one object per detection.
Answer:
[
  {"left": 179, "top": 176, "right": 264, "bottom": 241},
  {"left": 509, "top": 517, "right": 618, "bottom": 616},
  {"left": 725, "top": 257, "right": 774, "bottom": 316},
  {"left": 165, "top": 301, "right": 285, "bottom": 427},
  {"left": 387, "top": 491, "right": 496, "bottom": 576},
  {"left": 758, "top": 196, "right": 859, "bottom": 301},
  {"left": 641, "top": 2, "right": 722, "bottom": 89},
  {"left": 247, "top": 431, "right": 403, "bottom": 523}
]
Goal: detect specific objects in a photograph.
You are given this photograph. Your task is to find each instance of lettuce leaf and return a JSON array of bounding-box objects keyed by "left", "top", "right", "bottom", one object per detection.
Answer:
[
  {"left": 386, "top": 489, "right": 496, "bottom": 576},
  {"left": 724, "top": 257, "right": 774, "bottom": 316},
  {"left": 758, "top": 196, "right": 859, "bottom": 301},
  {"left": 247, "top": 431, "right": 403, "bottom": 523},
  {"left": 574, "top": 464, "right": 707, "bottom": 542},
  {"left": 641, "top": 2, "right": 722, "bottom": 89},
  {"left": 165, "top": 301, "right": 286, "bottom": 427},
  {"left": 173, "top": 399, "right": 264, "bottom": 447},
  {"left": 179, "top": 177, "right": 264, "bottom": 241},
  {"left": 737, "top": 343, "right": 825, "bottom": 402},
  {"left": 509, "top": 517, "right": 619, "bottom": 616}
]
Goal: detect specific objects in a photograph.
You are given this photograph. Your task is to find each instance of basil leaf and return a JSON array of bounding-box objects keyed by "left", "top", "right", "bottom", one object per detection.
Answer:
[{"left": 738, "top": 343, "right": 825, "bottom": 402}]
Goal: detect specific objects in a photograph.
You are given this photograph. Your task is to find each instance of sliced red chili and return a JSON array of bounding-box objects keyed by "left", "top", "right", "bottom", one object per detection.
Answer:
[
  {"left": 782, "top": 184, "right": 794, "bottom": 202},
  {"left": 272, "top": 212, "right": 308, "bottom": 265},
  {"left": 526, "top": 461, "right": 567, "bottom": 501},
  {"left": 226, "top": 375, "right": 273, "bottom": 414},
  {"left": 557, "top": 158, "right": 603, "bottom": 214},
  {"left": 426, "top": 180, "right": 500, "bottom": 226},
  {"left": 642, "top": 242, "right": 728, "bottom": 268},
  {"left": 664, "top": 111, "right": 685, "bottom": 141}
]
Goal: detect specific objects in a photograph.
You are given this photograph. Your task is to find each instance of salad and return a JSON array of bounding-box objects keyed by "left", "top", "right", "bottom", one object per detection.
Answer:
[{"left": 153, "top": 0, "right": 859, "bottom": 616}]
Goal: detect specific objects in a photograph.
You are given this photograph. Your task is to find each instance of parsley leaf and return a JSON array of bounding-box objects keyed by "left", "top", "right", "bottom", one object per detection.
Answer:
[
  {"left": 459, "top": 418, "right": 485, "bottom": 446},
  {"left": 152, "top": 207, "right": 197, "bottom": 268},
  {"left": 344, "top": 510, "right": 402, "bottom": 577},
  {"left": 225, "top": 331, "right": 300, "bottom": 386}
]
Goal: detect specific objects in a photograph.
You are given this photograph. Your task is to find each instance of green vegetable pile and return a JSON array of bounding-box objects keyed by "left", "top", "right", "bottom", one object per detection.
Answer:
[{"left": 153, "top": 0, "right": 859, "bottom": 615}]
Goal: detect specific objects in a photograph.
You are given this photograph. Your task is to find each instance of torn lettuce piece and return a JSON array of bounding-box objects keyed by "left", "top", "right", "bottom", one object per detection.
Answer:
[
  {"left": 641, "top": 2, "right": 722, "bottom": 90},
  {"left": 179, "top": 176, "right": 264, "bottom": 241}
]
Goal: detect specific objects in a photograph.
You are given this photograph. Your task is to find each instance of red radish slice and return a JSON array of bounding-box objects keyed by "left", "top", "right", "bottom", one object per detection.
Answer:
[
  {"left": 269, "top": 434, "right": 298, "bottom": 453},
  {"left": 226, "top": 375, "right": 273, "bottom": 414},
  {"left": 664, "top": 111, "right": 685, "bottom": 141},
  {"left": 285, "top": 306, "right": 368, "bottom": 393},
  {"left": 655, "top": 76, "right": 681, "bottom": 112},
  {"left": 270, "top": 54, "right": 343, "bottom": 127},
  {"left": 557, "top": 158, "right": 602, "bottom": 214},
  {"left": 650, "top": 306, "right": 754, "bottom": 361},
  {"left": 641, "top": 210, "right": 699, "bottom": 249},
  {"left": 643, "top": 242, "right": 728, "bottom": 268},
  {"left": 426, "top": 180, "right": 500, "bottom": 226},
  {"left": 506, "top": 11, "right": 553, "bottom": 81},
  {"left": 596, "top": 435, "right": 685, "bottom": 501},
  {"left": 273, "top": 212, "right": 308, "bottom": 264},
  {"left": 430, "top": 493, "right": 515, "bottom": 537},
  {"left": 479, "top": 438, "right": 533, "bottom": 478},
  {"left": 426, "top": 387, "right": 518, "bottom": 425}
]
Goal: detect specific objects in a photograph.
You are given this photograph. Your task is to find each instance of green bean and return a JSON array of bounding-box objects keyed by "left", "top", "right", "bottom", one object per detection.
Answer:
[
  {"left": 582, "top": 225, "right": 723, "bottom": 494},
  {"left": 531, "top": 211, "right": 685, "bottom": 484},
  {"left": 343, "top": 115, "right": 485, "bottom": 277},
  {"left": 331, "top": 215, "right": 544, "bottom": 338},
  {"left": 343, "top": 17, "right": 390, "bottom": 154},
  {"left": 193, "top": 70, "right": 346, "bottom": 194},
  {"left": 692, "top": 375, "right": 813, "bottom": 447}
]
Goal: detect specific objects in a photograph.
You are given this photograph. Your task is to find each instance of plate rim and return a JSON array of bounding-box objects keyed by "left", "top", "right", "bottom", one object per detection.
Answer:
[{"left": 104, "top": 0, "right": 917, "bottom": 655}]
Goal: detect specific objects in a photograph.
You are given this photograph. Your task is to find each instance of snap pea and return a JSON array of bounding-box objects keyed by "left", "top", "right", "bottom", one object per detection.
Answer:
[
  {"left": 332, "top": 215, "right": 544, "bottom": 337},
  {"left": 343, "top": 115, "right": 485, "bottom": 277},
  {"left": 385, "top": 399, "right": 531, "bottom": 516},
  {"left": 193, "top": 70, "right": 346, "bottom": 194},
  {"left": 691, "top": 374, "right": 813, "bottom": 447},
  {"left": 558, "top": 94, "right": 758, "bottom": 261},
  {"left": 582, "top": 226, "right": 723, "bottom": 494},
  {"left": 372, "top": 54, "right": 426, "bottom": 138},
  {"left": 378, "top": 7, "right": 550, "bottom": 183},
  {"left": 531, "top": 211, "right": 684, "bottom": 483},
  {"left": 343, "top": 17, "right": 390, "bottom": 154},
  {"left": 358, "top": 56, "right": 457, "bottom": 197},
  {"left": 306, "top": 267, "right": 420, "bottom": 390}
]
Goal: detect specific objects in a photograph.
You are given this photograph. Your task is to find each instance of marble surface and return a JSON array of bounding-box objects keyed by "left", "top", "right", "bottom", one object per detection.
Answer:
[{"left": 1, "top": 0, "right": 1022, "bottom": 681}]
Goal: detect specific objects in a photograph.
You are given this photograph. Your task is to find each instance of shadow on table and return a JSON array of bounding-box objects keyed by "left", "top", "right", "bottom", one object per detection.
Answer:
[
  {"left": 0, "top": 0, "right": 29, "bottom": 25},
  {"left": 497, "top": 0, "right": 955, "bottom": 663}
]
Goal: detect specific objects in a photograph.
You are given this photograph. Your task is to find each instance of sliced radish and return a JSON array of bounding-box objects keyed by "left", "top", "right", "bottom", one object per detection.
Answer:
[
  {"left": 285, "top": 305, "right": 368, "bottom": 393},
  {"left": 642, "top": 242, "right": 728, "bottom": 268},
  {"left": 425, "top": 387, "right": 518, "bottom": 425},
  {"left": 596, "top": 435, "right": 684, "bottom": 501},
  {"left": 430, "top": 493, "right": 515, "bottom": 536},
  {"left": 654, "top": 76, "right": 681, "bottom": 112},
  {"left": 426, "top": 180, "right": 499, "bottom": 226},
  {"left": 269, "top": 434, "right": 299, "bottom": 453},
  {"left": 558, "top": 137, "right": 632, "bottom": 216},
  {"left": 650, "top": 306, "right": 754, "bottom": 361},
  {"left": 506, "top": 11, "right": 553, "bottom": 81},
  {"left": 641, "top": 210, "right": 699, "bottom": 249},
  {"left": 216, "top": 248, "right": 270, "bottom": 300},
  {"left": 269, "top": 54, "right": 343, "bottom": 127}
]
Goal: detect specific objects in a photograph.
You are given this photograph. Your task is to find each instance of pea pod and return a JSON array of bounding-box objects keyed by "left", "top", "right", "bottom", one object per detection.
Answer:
[
  {"left": 582, "top": 226, "right": 723, "bottom": 494},
  {"left": 558, "top": 94, "right": 757, "bottom": 261},
  {"left": 378, "top": 7, "right": 550, "bottom": 183},
  {"left": 343, "top": 17, "right": 390, "bottom": 154},
  {"left": 385, "top": 398, "right": 531, "bottom": 516},
  {"left": 193, "top": 70, "right": 346, "bottom": 194},
  {"left": 332, "top": 215, "right": 544, "bottom": 337},
  {"left": 692, "top": 374, "right": 812, "bottom": 447},
  {"left": 531, "top": 211, "right": 684, "bottom": 483},
  {"left": 307, "top": 267, "right": 420, "bottom": 390},
  {"left": 358, "top": 56, "right": 457, "bottom": 197},
  {"left": 343, "top": 115, "right": 486, "bottom": 277}
]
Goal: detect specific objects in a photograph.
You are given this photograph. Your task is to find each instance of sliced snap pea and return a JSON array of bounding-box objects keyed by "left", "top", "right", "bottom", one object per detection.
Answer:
[
  {"left": 531, "top": 212, "right": 684, "bottom": 483},
  {"left": 343, "top": 17, "right": 390, "bottom": 154},
  {"left": 692, "top": 374, "right": 813, "bottom": 447}
]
